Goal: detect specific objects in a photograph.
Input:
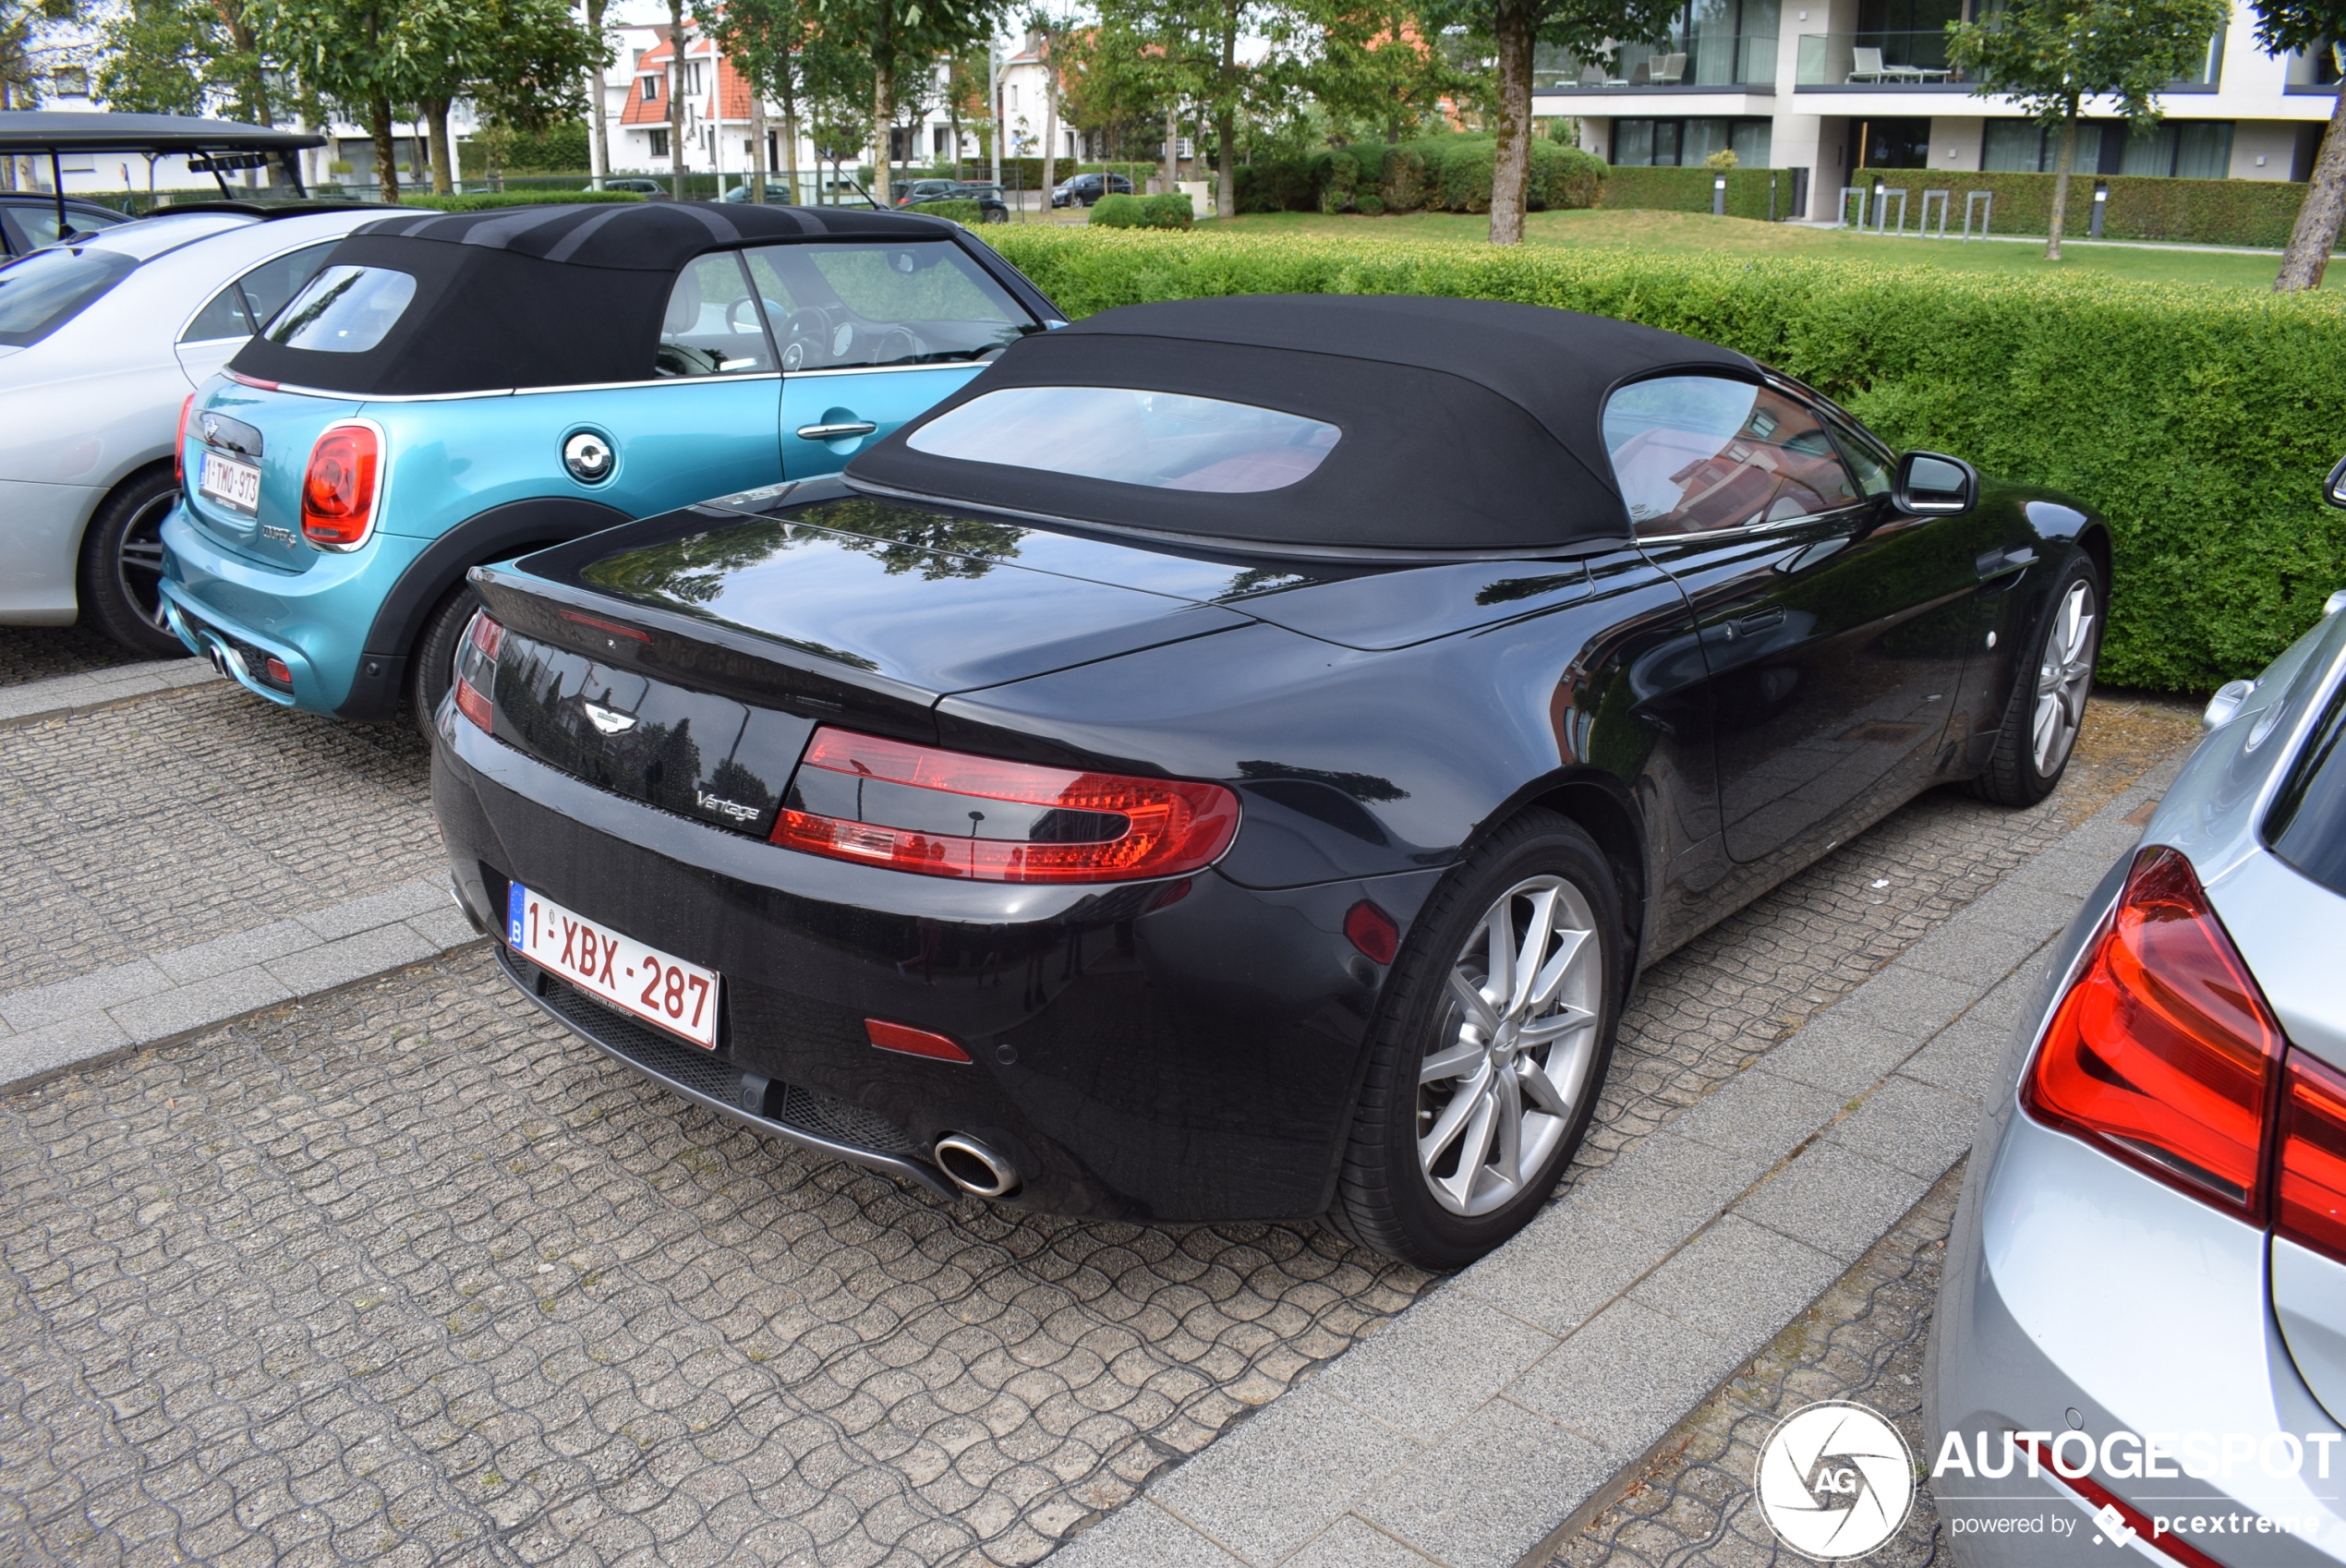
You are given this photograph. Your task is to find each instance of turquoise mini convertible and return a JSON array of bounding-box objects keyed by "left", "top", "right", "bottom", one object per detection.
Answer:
[{"left": 161, "top": 201, "right": 1061, "bottom": 726}]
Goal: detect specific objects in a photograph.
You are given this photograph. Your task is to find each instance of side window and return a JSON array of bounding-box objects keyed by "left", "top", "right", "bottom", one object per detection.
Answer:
[
  {"left": 654, "top": 252, "right": 775, "bottom": 378},
  {"left": 181, "top": 240, "right": 340, "bottom": 344},
  {"left": 742, "top": 240, "right": 1035, "bottom": 371},
  {"left": 1602, "top": 375, "right": 1862, "bottom": 537},
  {"left": 1821, "top": 408, "right": 1893, "bottom": 498}
]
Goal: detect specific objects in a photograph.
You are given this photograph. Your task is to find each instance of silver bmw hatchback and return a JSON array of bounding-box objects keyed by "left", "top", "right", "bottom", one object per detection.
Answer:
[{"left": 1929, "top": 460, "right": 2346, "bottom": 1565}]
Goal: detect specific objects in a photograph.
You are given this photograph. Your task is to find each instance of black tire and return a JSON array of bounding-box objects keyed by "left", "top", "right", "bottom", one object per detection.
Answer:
[
  {"left": 407, "top": 580, "right": 481, "bottom": 738},
  {"left": 1329, "top": 810, "right": 1626, "bottom": 1271},
  {"left": 77, "top": 467, "right": 186, "bottom": 657},
  {"left": 1972, "top": 551, "right": 2103, "bottom": 808}
]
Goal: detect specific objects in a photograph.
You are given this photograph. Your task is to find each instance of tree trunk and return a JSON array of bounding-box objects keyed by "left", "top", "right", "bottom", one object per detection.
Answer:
[
  {"left": 667, "top": 0, "right": 688, "bottom": 199},
  {"left": 1215, "top": 0, "right": 1238, "bottom": 218},
  {"left": 781, "top": 64, "right": 800, "bottom": 204},
  {"left": 1039, "top": 33, "right": 1058, "bottom": 205},
  {"left": 586, "top": 0, "right": 611, "bottom": 189},
  {"left": 368, "top": 99, "right": 400, "bottom": 205},
  {"left": 422, "top": 96, "right": 455, "bottom": 193},
  {"left": 750, "top": 78, "right": 768, "bottom": 202},
  {"left": 2044, "top": 111, "right": 2077, "bottom": 260},
  {"left": 1487, "top": 0, "right": 1533, "bottom": 244},
  {"left": 1162, "top": 103, "right": 1178, "bottom": 192},
  {"left": 874, "top": 56, "right": 893, "bottom": 203},
  {"left": 223, "top": 6, "right": 272, "bottom": 131},
  {"left": 2277, "top": 78, "right": 2346, "bottom": 292}
]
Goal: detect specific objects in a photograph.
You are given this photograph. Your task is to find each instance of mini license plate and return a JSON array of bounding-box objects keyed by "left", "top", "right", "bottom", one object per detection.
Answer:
[
  {"left": 506, "top": 884, "right": 720, "bottom": 1049},
  {"left": 198, "top": 450, "right": 260, "bottom": 514}
]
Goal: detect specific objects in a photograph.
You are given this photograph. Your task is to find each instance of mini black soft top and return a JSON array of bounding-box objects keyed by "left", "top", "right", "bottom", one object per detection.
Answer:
[
  {"left": 227, "top": 201, "right": 963, "bottom": 397},
  {"left": 847, "top": 294, "right": 1757, "bottom": 554}
]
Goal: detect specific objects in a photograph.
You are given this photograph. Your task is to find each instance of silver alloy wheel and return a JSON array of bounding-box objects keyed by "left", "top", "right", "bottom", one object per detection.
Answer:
[
  {"left": 2032, "top": 579, "right": 2098, "bottom": 777},
  {"left": 1417, "top": 874, "right": 1604, "bottom": 1217},
  {"left": 114, "top": 488, "right": 176, "bottom": 630}
]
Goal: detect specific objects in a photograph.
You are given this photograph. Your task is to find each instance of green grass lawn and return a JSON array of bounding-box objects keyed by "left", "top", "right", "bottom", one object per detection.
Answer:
[{"left": 1214, "top": 208, "right": 2319, "bottom": 290}]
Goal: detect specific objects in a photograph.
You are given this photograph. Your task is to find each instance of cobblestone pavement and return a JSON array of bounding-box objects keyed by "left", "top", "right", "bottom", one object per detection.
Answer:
[
  {"left": 1557, "top": 1163, "right": 1963, "bottom": 1568},
  {"left": 0, "top": 683, "right": 434, "bottom": 995},
  {"left": 0, "top": 692, "right": 2197, "bottom": 1567},
  {"left": 0, "top": 626, "right": 177, "bottom": 689}
]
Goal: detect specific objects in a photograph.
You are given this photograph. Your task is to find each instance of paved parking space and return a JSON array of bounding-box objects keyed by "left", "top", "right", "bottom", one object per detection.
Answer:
[
  {"left": 0, "top": 645, "right": 2200, "bottom": 1568},
  {"left": 0, "top": 624, "right": 176, "bottom": 688}
]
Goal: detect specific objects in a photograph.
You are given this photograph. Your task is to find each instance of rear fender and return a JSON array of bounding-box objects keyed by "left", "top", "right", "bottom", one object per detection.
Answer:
[{"left": 337, "top": 494, "right": 631, "bottom": 720}]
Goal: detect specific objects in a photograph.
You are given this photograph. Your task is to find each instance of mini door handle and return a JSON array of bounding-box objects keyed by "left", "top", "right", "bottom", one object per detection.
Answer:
[{"left": 796, "top": 420, "right": 877, "bottom": 440}]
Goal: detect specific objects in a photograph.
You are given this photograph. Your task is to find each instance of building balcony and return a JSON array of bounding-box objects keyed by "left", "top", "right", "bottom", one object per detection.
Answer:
[
  {"left": 1533, "top": 34, "right": 1776, "bottom": 92},
  {"left": 1795, "top": 31, "right": 1968, "bottom": 89}
]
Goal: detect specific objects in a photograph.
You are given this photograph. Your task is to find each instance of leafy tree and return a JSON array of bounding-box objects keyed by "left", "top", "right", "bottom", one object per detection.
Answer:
[
  {"left": 408, "top": 0, "right": 602, "bottom": 193},
  {"left": 1299, "top": 0, "right": 1464, "bottom": 145},
  {"left": 250, "top": 0, "right": 427, "bottom": 200},
  {"left": 1947, "top": 0, "right": 2229, "bottom": 260},
  {"left": 1420, "top": 0, "right": 1676, "bottom": 244},
  {"left": 96, "top": 0, "right": 285, "bottom": 130},
  {"left": 2251, "top": 0, "right": 2344, "bottom": 289},
  {"left": 807, "top": 0, "right": 1001, "bottom": 202}
]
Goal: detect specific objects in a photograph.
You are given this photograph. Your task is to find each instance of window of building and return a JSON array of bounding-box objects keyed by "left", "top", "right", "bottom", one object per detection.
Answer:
[
  {"left": 50, "top": 66, "right": 87, "bottom": 97},
  {"left": 640, "top": 76, "right": 659, "bottom": 101},
  {"left": 1850, "top": 116, "right": 1932, "bottom": 170},
  {"left": 647, "top": 127, "right": 670, "bottom": 159},
  {"left": 1602, "top": 376, "right": 1860, "bottom": 537},
  {"left": 1612, "top": 117, "right": 1770, "bottom": 166},
  {"left": 2285, "top": 40, "right": 2341, "bottom": 87},
  {"left": 1982, "top": 117, "right": 2233, "bottom": 177}
]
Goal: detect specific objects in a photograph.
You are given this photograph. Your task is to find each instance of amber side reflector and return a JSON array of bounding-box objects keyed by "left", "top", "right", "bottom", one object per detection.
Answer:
[{"left": 866, "top": 1019, "right": 972, "bottom": 1063}]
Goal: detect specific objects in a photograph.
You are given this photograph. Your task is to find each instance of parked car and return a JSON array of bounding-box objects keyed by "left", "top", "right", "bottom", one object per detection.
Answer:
[
  {"left": 1928, "top": 461, "right": 2346, "bottom": 1564},
  {"left": 890, "top": 178, "right": 961, "bottom": 206},
  {"left": 0, "top": 194, "right": 135, "bottom": 255},
  {"left": 720, "top": 179, "right": 883, "bottom": 211},
  {"left": 161, "top": 201, "right": 1061, "bottom": 728},
  {"left": 0, "top": 204, "right": 381, "bottom": 653},
  {"left": 946, "top": 183, "right": 1010, "bottom": 223},
  {"left": 1049, "top": 171, "right": 1133, "bottom": 208},
  {"left": 430, "top": 293, "right": 2110, "bottom": 1270},
  {"left": 599, "top": 178, "right": 669, "bottom": 196}
]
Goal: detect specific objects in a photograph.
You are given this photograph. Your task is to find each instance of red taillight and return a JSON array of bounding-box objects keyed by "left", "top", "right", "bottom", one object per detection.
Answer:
[
  {"left": 301, "top": 424, "right": 380, "bottom": 549},
  {"left": 174, "top": 392, "right": 194, "bottom": 484},
  {"left": 865, "top": 1019, "right": 973, "bottom": 1062},
  {"left": 451, "top": 610, "right": 502, "bottom": 730},
  {"left": 771, "top": 727, "right": 1239, "bottom": 884},
  {"left": 2278, "top": 1051, "right": 2346, "bottom": 1265},
  {"left": 2025, "top": 847, "right": 2285, "bottom": 1213}
]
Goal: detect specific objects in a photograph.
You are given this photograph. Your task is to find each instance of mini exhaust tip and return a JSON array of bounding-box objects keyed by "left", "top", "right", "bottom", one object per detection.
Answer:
[{"left": 933, "top": 1134, "right": 1020, "bottom": 1199}]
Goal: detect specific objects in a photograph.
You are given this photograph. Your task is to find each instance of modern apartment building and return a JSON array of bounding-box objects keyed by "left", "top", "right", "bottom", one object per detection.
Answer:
[{"left": 1536, "top": 0, "right": 2340, "bottom": 221}]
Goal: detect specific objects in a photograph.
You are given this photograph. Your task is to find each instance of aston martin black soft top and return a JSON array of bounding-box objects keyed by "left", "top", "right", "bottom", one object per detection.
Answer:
[
  {"left": 845, "top": 294, "right": 1755, "bottom": 554},
  {"left": 228, "top": 201, "right": 965, "bottom": 397}
]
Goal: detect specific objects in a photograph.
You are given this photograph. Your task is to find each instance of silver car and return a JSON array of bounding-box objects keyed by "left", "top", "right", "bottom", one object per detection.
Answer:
[
  {"left": 1930, "top": 459, "right": 2346, "bottom": 1564},
  {"left": 0, "top": 205, "right": 377, "bottom": 654}
]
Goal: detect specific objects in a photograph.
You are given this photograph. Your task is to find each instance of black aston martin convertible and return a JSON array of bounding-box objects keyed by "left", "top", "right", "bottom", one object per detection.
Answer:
[{"left": 430, "top": 294, "right": 2107, "bottom": 1269}]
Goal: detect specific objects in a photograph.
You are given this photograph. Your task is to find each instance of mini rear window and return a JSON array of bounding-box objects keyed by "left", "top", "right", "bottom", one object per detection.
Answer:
[
  {"left": 905, "top": 386, "right": 1339, "bottom": 494},
  {"left": 265, "top": 264, "right": 417, "bottom": 354}
]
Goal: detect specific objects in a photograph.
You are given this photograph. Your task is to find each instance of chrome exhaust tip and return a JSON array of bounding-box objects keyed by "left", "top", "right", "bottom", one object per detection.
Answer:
[{"left": 933, "top": 1134, "right": 1020, "bottom": 1199}]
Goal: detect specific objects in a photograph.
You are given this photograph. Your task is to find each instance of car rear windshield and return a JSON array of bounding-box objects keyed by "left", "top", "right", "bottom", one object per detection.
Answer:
[
  {"left": 265, "top": 263, "right": 418, "bottom": 353},
  {"left": 905, "top": 386, "right": 1340, "bottom": 493},
  {"left": 0, "top": 245, "right": 139, "bottom": 346},
  {"left": 2266, "top": 671, "right": 2346, "bottom": 899}
]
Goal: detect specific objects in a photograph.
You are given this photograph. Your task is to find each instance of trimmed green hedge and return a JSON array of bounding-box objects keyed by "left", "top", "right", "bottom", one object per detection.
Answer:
[
  {"left": 907, "top": 199, "right": 983, "bottom": 225},
  {"left": 1090, "top": 192, "right": 1195, "bottom": 230},
  {"left": 1835, "top": 169, "right": 2309, "bottom": 247},
  {"left": 397, "top": 189, "right": 646, "bottom": 211},
  {"left": 1239, "top": 136, "right": 1605, "bottom": 217},
  {"left": 1598, "top": 164, "right": 1806, "bottom": 222},
  {"left": 979, "top": 225, "right": 2346, "bottom": 692}
]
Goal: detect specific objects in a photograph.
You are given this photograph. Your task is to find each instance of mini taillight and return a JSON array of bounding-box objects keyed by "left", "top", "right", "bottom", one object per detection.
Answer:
[
  {"left": 301, "top": 424, "right": 380, "bottom": 549},
  {"left": 772, "top": 727, "right": 1239, "bottom": 884},
  {"left": 2025, "top": 847, "right": 2284, "bottom": 1213},
  {"left": 174, "top": 392, "right": 194, "bottom": 484},
  {"left": 2278, "top": 1051, "right": 2346, "bottom": 1265},
  {"left": 451, "top": 610, "right": 502, "bottom": 730}
]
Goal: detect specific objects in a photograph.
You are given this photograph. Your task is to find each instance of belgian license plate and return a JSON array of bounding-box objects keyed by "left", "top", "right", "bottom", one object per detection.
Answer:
[
  {"left": 506, "top": 884, "right": 720, "bottom": 1049},
  {"left": 198, "top": 449, "right": 260, "bottom": 514}
]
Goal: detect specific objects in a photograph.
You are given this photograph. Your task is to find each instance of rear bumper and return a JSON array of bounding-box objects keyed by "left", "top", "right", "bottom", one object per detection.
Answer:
[
  {"left": 161, "top": 502, "right": 427, "bottom": 714},
  {"left": 432, "top": 707, "right": 1446, "bottom": 1222}
]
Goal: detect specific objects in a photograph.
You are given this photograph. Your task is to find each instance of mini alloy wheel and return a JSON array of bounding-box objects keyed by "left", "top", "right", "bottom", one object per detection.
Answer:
[{"left": 1418, "top": 874, "right": 1605, "bottom": 1217}]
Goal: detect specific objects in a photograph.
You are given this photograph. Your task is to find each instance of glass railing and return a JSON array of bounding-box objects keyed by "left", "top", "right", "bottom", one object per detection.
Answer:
[
  {"left": 1533, "top": 33, "right": 1776, "bottom": 90},
  {"left": 1796, "top": 30, "right": 1965, "bottom": 86}
]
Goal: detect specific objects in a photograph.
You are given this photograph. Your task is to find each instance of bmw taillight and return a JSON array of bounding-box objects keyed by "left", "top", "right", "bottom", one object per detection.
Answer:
[
  {"left": 2026, "top": 847, "right": 2284, "bottom": 1213},
  {"left": 451, "top": 610, "right": 502, "bottom": 731},
  {"left": 174, "top": 392, "right": 194, "bottom": 485},
  {"left": 301, "top": 423, "right": 381, "bottom": 549},
  {"left": 2278, "top": 1051, "right": 2346, "bottom": 1264},
  {"left": 772, "top": 727, "right": 1239, "bottom": 884}
]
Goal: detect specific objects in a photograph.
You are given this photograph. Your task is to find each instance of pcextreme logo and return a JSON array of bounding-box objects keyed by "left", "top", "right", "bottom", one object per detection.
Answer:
[{"left": 1755, "top": 1401, "right": 1917, "bottom": 1560}]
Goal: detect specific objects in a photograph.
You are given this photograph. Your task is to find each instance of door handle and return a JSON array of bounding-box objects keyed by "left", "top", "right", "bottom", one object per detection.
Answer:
[
  {"left": 1975, "top": 546, "right": 2036, "bottom": 581},
  {"left": 796, "top": 420, "right": 877, "bottom": 440},
  {"left": 1722, "top": 607, "right": 1785, "bottom": 640}
]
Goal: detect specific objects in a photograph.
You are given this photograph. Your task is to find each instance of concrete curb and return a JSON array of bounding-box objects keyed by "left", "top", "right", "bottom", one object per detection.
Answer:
[
  {"left": 0, "top": 879, "right": 484, "bottom": 1097},
  {"left": 1046, "top": 761, "right": 2187, "bottom": 1568},
  {"left": 0, "top": 657, "right": 219, "bottom": 728}
]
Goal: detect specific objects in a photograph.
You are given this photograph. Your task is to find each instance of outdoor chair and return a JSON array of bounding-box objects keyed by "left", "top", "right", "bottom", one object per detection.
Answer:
[
  {"left": 1649, "top": 52, "right": 1687, "bottom": 83},
  {"left": 1847, "top": 45, "right": 1886, "bottom": 81}
]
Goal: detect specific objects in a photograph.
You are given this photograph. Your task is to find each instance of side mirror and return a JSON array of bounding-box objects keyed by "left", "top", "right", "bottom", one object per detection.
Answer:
[
  {"left": 2326, "top": 455, "right": 2346, "bottom": 510},
  {"left": 1893, "top": 451, "right": 1977, "bottom": 515}
]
